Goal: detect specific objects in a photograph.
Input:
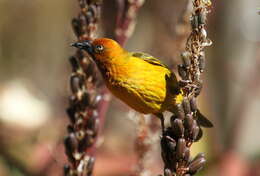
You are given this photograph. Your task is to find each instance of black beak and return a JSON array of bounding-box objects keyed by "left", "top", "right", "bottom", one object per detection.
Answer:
[{"left": 71, "top": 41, "right": 93, "bottom": 54}]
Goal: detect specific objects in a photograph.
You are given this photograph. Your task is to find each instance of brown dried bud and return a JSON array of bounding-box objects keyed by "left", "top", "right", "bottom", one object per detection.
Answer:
[
  {"left": 178, "top": 64, "right": 188, "bottom": 80},
  {"left": 69, "top": 56, "right": 80, "bottom": 72},
  {"left": 164, "top": 168, "right": 172, "bottom": 176},
  {"left": 184, "top": 114, "right": 194, "bottom": 131},
  {"left": 198, "top": 10, "right": 207, "bottom": 25},
  {"left": 80, "top": 92, "right": 91, "bottom": 107},
  {"left": 184, "top": 147, "right": 191, "bottom": 162},
  {"left": 171, "top": 119, "right": 184, "bottom": 138},
  {"left": 71, "top": 18, "right": 82, "bottom": 37},
  {"left": 64, "top": 134, "right": 78, "bottom": 157},
  {"left": 67, "top": 107, "right": 76, "bottom": 123},
  {"left": 198, "top": 54, "right": 205, "bottom": 72},
  {"left": 188, "top": 154, "right": 206, "bottom": 174},
  {"left": 191, "top": 125, "right": 200, "bottom": 141},
  {"left": 70, "top": 75, "right": 84, "bottom": 94},
  {"left": 182, "top": 97, "right": 191, "bottom": 114},
  {"left": 191, "top": 15, "right": 199, "bottom": 29},
  {"left": 176, "top": 138, "right": 186, "bottom": 160},
  {"left": 190, "top": 97, "right": 197, "bottom": 112},
  {"left": 176, "top": 104, "right": 185, "bottom": 120},
  {"left": 181, "top": 52, "right": 191, "bottom": 67},
  {"left": 63, "top": 165, "right": 70, "bottom": 176}
]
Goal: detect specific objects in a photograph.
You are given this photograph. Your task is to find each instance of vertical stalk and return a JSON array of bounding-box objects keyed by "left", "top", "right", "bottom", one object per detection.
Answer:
[
  {"left": 160, "top": 0, "right": 213, "bottom": 176},
  {"left": 64, "top": 1, "right": 103, "bottom": 176}
]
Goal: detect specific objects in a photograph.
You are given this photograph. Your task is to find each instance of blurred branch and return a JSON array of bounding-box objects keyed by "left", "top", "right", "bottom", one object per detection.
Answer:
[
  {"left": 64, "top": 1, "right": 103, "bottom": 176},
  {"left": 115, "top": 0, "right": 145, "bottom": 46},
  {"left": 160, "top": 0, "right": 213, "bottom": 176}
]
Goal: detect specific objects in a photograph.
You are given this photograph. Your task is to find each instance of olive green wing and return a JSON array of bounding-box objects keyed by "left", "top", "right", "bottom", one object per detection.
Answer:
[{"left": 131, "top": 52, "right": 168, "bottom": 68}]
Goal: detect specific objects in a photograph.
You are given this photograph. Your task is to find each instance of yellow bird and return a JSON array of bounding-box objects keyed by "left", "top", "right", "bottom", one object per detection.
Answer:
[{"left": 72, "top": 38, "right": 212, "bottom": 129}]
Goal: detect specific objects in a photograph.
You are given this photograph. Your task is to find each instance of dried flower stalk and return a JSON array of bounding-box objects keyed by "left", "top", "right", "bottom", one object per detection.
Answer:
[
  {"left": 64, "top": 1, "right": 103, "bottom": 176},
  {"left": 160, "top": 0, "right": 212, "bottom": 176},
  {"left": 115, "top": 0, "right": 145, "bottom": 46}
]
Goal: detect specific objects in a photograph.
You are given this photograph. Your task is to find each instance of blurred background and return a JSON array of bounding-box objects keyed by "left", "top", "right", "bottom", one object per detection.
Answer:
[{"left": 0, "top": 0, "right": 260, "bottom": 176}]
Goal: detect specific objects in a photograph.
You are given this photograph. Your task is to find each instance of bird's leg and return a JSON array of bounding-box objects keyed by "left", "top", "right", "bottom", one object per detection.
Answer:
[{"left": 155, "top": 113, "right": 165, "bottom": 135}]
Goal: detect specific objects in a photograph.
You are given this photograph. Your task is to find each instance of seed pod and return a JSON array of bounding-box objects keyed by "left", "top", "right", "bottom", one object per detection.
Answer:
[
  {"left": 195, "top": 127, "right": 203, "bottom": 141},
  {"left": 184, "top": 147, "right": 191, "bottom": 162},
  {"left": 194, "top": 83, "right": 203, "bottom": 97},
  {"left": 69, "top": 95, "right": 78, "bottom": 107},
  {"left": 86, "top": 156, "right": 95, "bottom": 172},
  {"left": 71, "top": 18, "right": 82, "bottom": 37},
  {"left": 191, "top": 125, "right": 200, "bottom": 141},
  {"left": 70, "top": 75, "right": 84, "bottom": 94},
  {"left": 171, "top": 119, "right": 184, "bottom": 138},
  {"left": 188, "top": 154, "right": 206, "bottom": 174},
  {"left": 63, "top": 165, "right": 70, "bottom": 176},
  {"left": 198, "top": 10, "right": 207, "bottom": 25},
  {"left": 78, "top": 135, "right": 93, "bottom": 152},
  {"left": 80, "top": 92, "right": 90, "bottom": 107},
  {"left": 181, "top": 52, "right": 191, "bottom": 67},
  {"left": 161, "top": 135, "right": 177, "bottom": 155},
  {"left": 191, "top": 15, "right": 199, "bottom": 29},
  {"left": 198, "top": 54, "right": 205, "bottom": 72},
  {"left": 178, "top": 64, "right": 188, "bottom": 80},
  {"left": 176, "top": 138, "right": 186, "bottom": 160},
  {"left": 69, "top": 56, "right": 80, "bottom": 72},
  {"left": 164, "top": 168, "right": 172, "bottom": 176},
  {"left": 182, "top": 97, "right": 191, "bottom": 114},
  {"left": 176, "top": 104, "right": 185, "bottom": 120},
  {"left": 90, "top": 94, "right": 102, "bottom": 108},
  {"left": 67, "top": 107, "right": 76, "bottom": 123},
  {"left": 64, "top": 134, "right": 78, "bottom": 156},
  {"left": 67, "top": 125, "right": 74, "bottom": 133},
  {"left": 190, "top": 97, "right": 197, "bottom": 112},
  {"left": 184, "top": 114, "right": 194, "bottom": 131}
]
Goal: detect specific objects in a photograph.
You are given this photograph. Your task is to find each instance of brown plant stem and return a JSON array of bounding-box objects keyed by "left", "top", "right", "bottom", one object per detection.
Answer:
[
  {"left": 160, "top": 0, "right": 213, "bottom": 176},
  {"left": 64, "top": 1, "right": 103, "bottom": 176}
]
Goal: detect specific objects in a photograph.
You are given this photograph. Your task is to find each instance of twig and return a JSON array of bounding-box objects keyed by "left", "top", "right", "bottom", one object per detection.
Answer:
[
  {"left": 160, "top": 0, "right": 212, "bottom": 176},
  {"left": 64, "top": 1, "right": 103, "bottom": 176}
]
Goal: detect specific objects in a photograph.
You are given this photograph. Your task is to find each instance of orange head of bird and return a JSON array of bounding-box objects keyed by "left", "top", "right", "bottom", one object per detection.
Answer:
[{"left": 71, "top": 38, "right": 126, "bottom": 65}]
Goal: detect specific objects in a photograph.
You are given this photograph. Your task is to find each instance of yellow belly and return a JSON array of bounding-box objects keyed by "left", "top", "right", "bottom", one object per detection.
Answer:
[{"left": 104, "top": 58, "right": 174, "bottom": 114}]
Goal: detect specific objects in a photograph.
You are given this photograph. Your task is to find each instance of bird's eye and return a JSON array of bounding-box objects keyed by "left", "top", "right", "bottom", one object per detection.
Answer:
[{"left": 94, "top": 45, "right": 104, "bottom": 54}]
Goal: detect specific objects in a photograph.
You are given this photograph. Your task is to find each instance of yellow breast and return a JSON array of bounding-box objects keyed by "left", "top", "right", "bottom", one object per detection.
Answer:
[{"left": 103, "top": 56, "right": 173, "bottom": 114}]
